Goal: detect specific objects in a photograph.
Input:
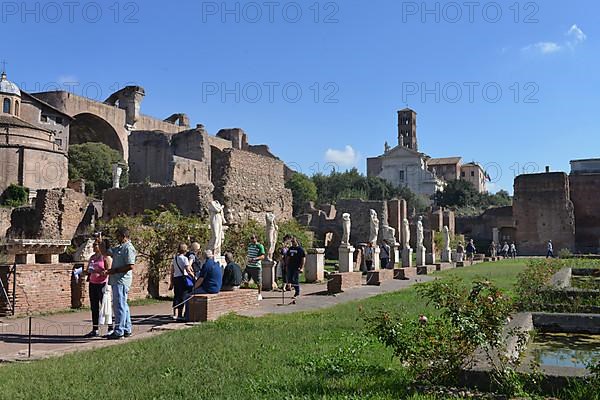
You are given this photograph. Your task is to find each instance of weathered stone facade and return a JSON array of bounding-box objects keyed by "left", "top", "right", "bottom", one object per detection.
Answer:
[
  {"left": 570, "top": 172, "right": 600, "bottom": 253},
  {"left": 103, "top": 183, "right": 213, "bottom": 219},
  {"left": 8, "top": 188, "right": 88, "bottom": 240},
  {"left": 512, "top": 173, "right": 575, "bottom": 255},
  {"left": 211, "top": 148, "right": 292, "bottom": 224},
  {"left": 128, "top": 126, "right": 213, "bottom": 188}
]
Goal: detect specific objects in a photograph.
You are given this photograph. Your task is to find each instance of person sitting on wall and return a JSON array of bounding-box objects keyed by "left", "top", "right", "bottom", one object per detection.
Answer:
[
  {"left": 193, "top": 250, "right": 223, "bottom": 295},
  {"left": 222, "top": 252, "right": 243, "bottom": 291},
  {"left": 184, "top": 250, "right": 223, "bottom": 321}
]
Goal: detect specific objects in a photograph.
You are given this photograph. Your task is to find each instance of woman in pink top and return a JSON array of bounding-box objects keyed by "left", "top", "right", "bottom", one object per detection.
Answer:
[{"left": 85, "top": 240, "right": 112, "bottom": 337}]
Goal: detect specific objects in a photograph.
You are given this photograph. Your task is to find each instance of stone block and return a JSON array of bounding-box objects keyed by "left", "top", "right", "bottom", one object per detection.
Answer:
[
  {"left": 15, "top": 254, "right": 36, "bottom": 264},
  {"left": 305, "top": 248, "right": 325, "bottom": 283},
  {"left": 327, "top": 272, "right": 363, "bottom": 294},
  {"left": 456, "top": 261, "right": 465, "bottom": 267},
  {"left": 394, "top": 267, "right": 416, "bottom": 280},
  {"left": 435, "top": 262, "right": 453, "bottom": 271},
  {"left": 366, "top": 269, "right": 395, "bottom": 286},
  {"left": 417, "top": 266, "right": 436, "bottom": 275},
  {"left": 188, "top": 290, "right": 260, "bottom": 322}
]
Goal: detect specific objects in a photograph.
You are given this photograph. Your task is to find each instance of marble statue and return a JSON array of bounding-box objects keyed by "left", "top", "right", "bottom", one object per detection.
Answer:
[
  {"left": 443, "top": 226, "right": 451, "bottom": 251},
  {"left": 341, "top": 213, "right": 351, "bottom": 245},
  {"left": 416, "top": 216, "right": 424, "bottom": 250},
  {"left": 402, "top": 218, "right": 410, "bottom": 250},
  {"left": 208, "top": 200, "right": 226, "bottom": 257},
  {"left": 112, "top": 163, "right": 123, "bottom": 189},
  {"left": 369, "top": 209, "right": 379, "bottom": 245},
  {"left": 265, "top": 212, "right": 278, "bottom": 261}
]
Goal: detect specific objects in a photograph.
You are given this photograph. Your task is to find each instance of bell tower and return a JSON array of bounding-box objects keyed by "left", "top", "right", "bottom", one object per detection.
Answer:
[{"left": 397, "top": 108, "right": 417, "bottom": 151}]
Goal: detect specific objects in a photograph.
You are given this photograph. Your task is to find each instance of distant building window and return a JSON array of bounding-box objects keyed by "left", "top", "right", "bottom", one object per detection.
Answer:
[
  {"left": 55, "top": 138, "right": 62, "bottom": 147},
  {"left": 471, "top": 171, "right": 475, "bottom": 177},
  {"left": 41, "top": 114, "right": 49, "bottom": 122},
  {"left": 55, "top": 117, "right": 63, "bottom": 124},
  {"left": 14, "top": 100, "right": 19, "bottom": 116},
  {"left": 3, "top": 98, "right": 11, "bottom": 114},
  {"left": 461, "top": 171, "right": 465, "bottom": 177},
  {"left": 399, "top": 170, "right": 405, "bottom": 182}
]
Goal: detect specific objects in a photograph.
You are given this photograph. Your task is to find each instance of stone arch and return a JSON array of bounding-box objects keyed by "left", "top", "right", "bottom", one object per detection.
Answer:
[{"left": 69, "top": 113, "right": 124, "bottom": 155}]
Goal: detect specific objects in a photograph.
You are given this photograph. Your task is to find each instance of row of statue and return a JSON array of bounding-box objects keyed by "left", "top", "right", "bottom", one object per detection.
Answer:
[
  {"left": 341, "top": 210, "right": 452, "bottom": 253},
  {"left": 207, "top": 203, "right": 452, "bottom": 260},
  {"left": 208, "top": 200, "right": 279, "bottom": 260}
]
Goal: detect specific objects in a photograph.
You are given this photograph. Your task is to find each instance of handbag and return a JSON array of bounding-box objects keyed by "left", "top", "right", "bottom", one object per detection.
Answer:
[{"left": 175, "top": 256, "right": 195, "bottom": 290}]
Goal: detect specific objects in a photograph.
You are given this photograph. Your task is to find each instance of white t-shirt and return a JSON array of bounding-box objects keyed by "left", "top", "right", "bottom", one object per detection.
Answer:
[{"left": 173, "top": 254, "right": 190, "bottom": 278}]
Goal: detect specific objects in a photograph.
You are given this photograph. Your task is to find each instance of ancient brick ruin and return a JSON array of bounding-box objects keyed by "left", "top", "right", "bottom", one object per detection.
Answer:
[{"left": 457, "top": 160, "right": 600, "bottom": 255}]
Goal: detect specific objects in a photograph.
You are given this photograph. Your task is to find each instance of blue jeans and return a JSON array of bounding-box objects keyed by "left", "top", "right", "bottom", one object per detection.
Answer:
[{"left": 112, "top": 284, "right": 132, "bottom": 336}]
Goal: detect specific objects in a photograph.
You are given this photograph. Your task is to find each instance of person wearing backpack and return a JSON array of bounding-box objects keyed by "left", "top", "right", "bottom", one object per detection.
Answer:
[{"left": 169, "top": 243, "right": 195, "bottom": 321}]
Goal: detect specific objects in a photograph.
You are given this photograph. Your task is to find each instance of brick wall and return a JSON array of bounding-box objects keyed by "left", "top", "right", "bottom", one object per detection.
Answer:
[
  {"left": 327, "top": 272, "right": 363, "bottom": 294},
  {"left": 7, "top": 188, "right": 88, "bottom": 239},
  {"left": 211, "top": 148, "right": 292, "bottom": 225},
  {"left": 513, "top": 173, "right": 575, "bottom": 255},
  {"left": 103, "top": 183, "right": 213, "bottom": 219},
  {"left": 188, "top": 290, "right": 259, "bottom": 322},
  {"left": 570, "top": 173, "right": 600, "bottom": 253},
  {"left": 0, "top": 262, "right": 171, "bottom": 316}
]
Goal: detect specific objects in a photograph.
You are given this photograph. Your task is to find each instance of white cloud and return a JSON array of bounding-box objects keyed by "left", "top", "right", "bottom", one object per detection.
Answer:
[
  {"left": 522, "top": 41, "right": 562, "bottom": 55},
  {"left": 324, "top": 145, "right": 360, "bottom": 168},
  {"left": 522, "top": 24, "right": 587, "bottom": 55},
  {"left": 567, "top": 24, "right": 587, "bottom": 46}
]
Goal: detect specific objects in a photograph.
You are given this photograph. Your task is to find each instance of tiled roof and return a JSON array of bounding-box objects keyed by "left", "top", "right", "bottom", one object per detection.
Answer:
[{"left": 428, "top": 157, "right": 462, "bottom": 165}]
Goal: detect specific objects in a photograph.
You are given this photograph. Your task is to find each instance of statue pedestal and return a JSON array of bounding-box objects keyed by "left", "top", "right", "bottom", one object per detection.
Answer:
[
  {"left": 401, "top": 248, "right": 413, "bottom": 268},
  {"left": 261, "top": 260, "right": 277, "bottom": 291},
  {"left": 390, "top": 244, "right": 400, "bottom": 269},
  {"left": 338, "top": 245, "right": 355, "bottom": 273},
  {"left": 416, "top": 247, "right": 426, "bottom": 267},
  {"left": 426, "top": 253, "right": 436, "bottom": 265},
  {"left": 441, "top": 249, "right": 452, "bottom": 263},
  {"left": 373, "top": 247, "right": 381, "bottom": 270},
  {"left": 305, "top": 248, "right": 325, "bottom": 283}
]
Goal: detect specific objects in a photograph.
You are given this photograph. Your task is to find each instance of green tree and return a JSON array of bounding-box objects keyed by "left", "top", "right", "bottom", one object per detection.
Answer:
[
  {"left": 435, "top": 179, "right": 480, "bottom": 208},
  {"left": 1, "top": 184, "right": 29, "bottom": 207},
  {"left": 68, "top": 142, "right": 128, "bottom": 198},
  {"left": 101, "top": 206, "right": 209, "bottom": 298},
  {"left": 285, "top": 172, "right": 318, "bottom": 216}
]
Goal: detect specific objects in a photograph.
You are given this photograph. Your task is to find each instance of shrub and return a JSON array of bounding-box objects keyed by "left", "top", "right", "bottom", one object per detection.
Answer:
[
  {"left": 1, "top": 184, "right": 29, "bottom": 207},
  {"left": 366, "top": 278, "right": 516, "bottom": 386}
]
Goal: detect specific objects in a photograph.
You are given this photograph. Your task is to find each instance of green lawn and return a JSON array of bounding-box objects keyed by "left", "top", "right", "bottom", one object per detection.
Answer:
[{"left": 0, "top": 260, "right": 529, "bottom": 400}]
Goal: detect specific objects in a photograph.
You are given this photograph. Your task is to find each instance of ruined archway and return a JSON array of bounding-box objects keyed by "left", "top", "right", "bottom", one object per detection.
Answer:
[{"left": 69, "top": 113, "right": 123, "bottom": 155}]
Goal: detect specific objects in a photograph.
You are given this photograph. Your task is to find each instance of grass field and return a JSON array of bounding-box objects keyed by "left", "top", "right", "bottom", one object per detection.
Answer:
[{"left": 0, "top": 260, "right": 530, "bottom": 399}]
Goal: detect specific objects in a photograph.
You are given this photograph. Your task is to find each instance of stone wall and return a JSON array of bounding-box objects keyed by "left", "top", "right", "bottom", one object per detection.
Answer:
[
  {"left": 8, "top": 188, "right": 88, "bottom": 240},
  {"left": 0, "top": 207, "right": 12, "bottom": 238},
  {"left": 570, "top": 174, "right": 600, "bottom": 253},
  {"left": 0, "top": 262, "right": 171, "bottom": 316},
  {"left": 128, "top": 127, "right": 213, "bottom": 188},
  {"left": 513, "top": 173, "right": 575, "bottom": 255},
  {"left": 456, "top": 206, "right": 514, "bottom": 242},
  {"left": 103, "top": 183, "right": 213, "bottom": 219},
  {"left": 211, "top": 148, "right": 292, "bottom": 225}
]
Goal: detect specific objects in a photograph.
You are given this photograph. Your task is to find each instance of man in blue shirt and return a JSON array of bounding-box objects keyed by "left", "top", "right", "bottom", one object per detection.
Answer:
[
  {"left": 193, "top": 250, "right": 223, "bottom": 294},
  {"left": 184, "top": 250, "right": 222, "bottom": 321},
  {"left": 105, "top": 227, "right": 136, "bottom": 340}
]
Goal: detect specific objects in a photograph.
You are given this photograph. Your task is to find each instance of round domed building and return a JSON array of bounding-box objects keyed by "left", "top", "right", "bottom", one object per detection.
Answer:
[{"left": 0, "top": 70, "right": 71, "bottom": 195}]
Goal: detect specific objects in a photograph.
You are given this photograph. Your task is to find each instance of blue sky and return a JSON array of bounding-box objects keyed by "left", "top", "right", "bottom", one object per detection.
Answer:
[{"left": 2, "top": 0, "right": 598, "bottom": 193}]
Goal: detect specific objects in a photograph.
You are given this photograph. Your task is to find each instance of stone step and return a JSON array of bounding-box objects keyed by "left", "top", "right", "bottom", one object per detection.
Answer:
[
  {"left": 394, "top": 267, "right": 417, "bottom": 280},
  {"left": 416, "top": 265, "right": 437, "bottom": 275}
]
